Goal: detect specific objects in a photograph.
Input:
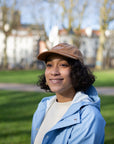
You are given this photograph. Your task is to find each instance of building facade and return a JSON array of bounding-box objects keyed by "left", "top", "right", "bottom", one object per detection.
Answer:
[{"left": 0, "top": 28, "right": 40, "bottom": 69}]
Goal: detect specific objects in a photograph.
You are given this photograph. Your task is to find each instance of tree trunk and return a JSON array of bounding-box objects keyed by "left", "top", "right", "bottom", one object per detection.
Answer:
[{"left": 95, "top": 29, "right": 105, "bottom": 69}]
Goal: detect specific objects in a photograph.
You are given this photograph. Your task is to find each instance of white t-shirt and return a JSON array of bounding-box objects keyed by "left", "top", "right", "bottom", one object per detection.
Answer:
[{"left": 34, "top": 99, "right": 71, "bottom": 144}]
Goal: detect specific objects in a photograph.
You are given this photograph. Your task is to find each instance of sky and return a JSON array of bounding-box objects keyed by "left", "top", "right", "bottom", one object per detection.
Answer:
[
  {"left": 1, "top": 0, "right": 114, "bottom": 35},
  {"left": 19, "top": 1, "right": 102, "bottom": 35},
  {"left": 20, "top": 0, "right": 114, "bottom": 36}
]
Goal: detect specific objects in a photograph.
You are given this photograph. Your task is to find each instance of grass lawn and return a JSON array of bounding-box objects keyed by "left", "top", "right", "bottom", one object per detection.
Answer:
[
  {"left": 0, "top": 90, "right": 114, "bottom": 144},
  {"left": 0, "top": 70, "right": 44, "bottom": 84},
  {"left": 0, "top": 90, "right": 53, "bottom": 144},
  {"left": 100, "top": 96, "right": 114, "bottom": 144},
  {"left": 0, "top": 69, "right": 114, "bottom": 87},
  {"left": 93, "top": 69, "right": 114, "bottom": 87}
]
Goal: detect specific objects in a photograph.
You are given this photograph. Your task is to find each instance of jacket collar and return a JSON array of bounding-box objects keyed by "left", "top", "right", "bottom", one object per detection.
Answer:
[{"left": 46, "top": 91, "right": 91, "bottom": 111}]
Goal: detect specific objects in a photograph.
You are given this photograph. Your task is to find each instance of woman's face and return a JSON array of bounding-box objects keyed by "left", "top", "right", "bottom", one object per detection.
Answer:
[{"left": 45, "top": 54, "right": 75, "bottom": 97}]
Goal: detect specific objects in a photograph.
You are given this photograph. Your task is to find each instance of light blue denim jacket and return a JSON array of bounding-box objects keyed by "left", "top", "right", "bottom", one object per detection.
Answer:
[{"left": 31, "top": 86, "right": 106, "bottom": 144}]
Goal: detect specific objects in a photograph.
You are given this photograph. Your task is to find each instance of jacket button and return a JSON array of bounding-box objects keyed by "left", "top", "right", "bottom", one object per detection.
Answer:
[{"left": 74, "top": 118, "right": 77, "bottom": 121}]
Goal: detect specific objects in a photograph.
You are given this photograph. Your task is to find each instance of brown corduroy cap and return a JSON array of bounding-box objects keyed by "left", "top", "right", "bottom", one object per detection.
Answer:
[{"left": 37, "top": 43, "right": 83, "bottom": 63}]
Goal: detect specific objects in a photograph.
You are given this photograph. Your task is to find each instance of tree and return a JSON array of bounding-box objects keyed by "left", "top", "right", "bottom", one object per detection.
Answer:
[
  {"left": 95, "top": 0, "right": 114, "bottom": 69},
  {"left": 26, "top": 0, "right": 88, "bottom": 34},
  {"left": 59, "top": 0, "right": 88, "bottom": 31},
  {"left": 58, "top": 0, "right": 88, "bottom": 47},
  {"left": 0, "top": 0, "right": 20, "bottom": 68}
]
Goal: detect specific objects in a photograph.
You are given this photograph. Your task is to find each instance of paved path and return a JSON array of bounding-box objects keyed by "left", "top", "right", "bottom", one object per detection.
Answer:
[
  {"left": 0, "top": 83, "right": 45, "bottom": 93},
  {"left": 0, "top": 83, "right": 114, "bottom": 96}
]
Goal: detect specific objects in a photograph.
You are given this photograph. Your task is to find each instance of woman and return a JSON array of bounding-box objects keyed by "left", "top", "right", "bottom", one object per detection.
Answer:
[{"left": 31, "top": 43, "right": 105, "bottom": 144}]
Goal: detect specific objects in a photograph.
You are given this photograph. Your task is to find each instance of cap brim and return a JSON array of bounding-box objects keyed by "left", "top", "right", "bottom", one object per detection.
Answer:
[{"left": 37, "top": 50, "right": 79, "bottom": 61}]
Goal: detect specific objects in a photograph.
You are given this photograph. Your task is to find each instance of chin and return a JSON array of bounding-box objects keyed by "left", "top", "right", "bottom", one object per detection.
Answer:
[{"left": 50, "top": 88, "right": 62, "bottom": 93}]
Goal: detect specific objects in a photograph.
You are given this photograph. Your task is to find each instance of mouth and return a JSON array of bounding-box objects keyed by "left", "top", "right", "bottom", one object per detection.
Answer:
[{"left": 49, "top": 78, "right": 63, "bottom": 84}]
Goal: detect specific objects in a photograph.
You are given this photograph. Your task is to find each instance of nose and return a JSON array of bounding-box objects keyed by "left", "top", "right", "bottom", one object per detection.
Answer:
[{"left": 51, "top": 66, "right": 60, "bottom": 76}]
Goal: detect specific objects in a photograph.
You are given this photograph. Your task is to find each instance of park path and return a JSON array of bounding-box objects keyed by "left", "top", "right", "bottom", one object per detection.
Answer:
[{"left": 0, "top": 83, "right": 114, "bottom": 96}]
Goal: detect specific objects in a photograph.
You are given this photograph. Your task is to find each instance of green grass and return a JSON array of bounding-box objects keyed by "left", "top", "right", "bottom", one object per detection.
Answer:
[
  {"left": 93, "top": 69, "right": 114, "bottom": 87},
  {"left": 0, "top": 90, "right": 114, "bottom": 144},
  {"left": 0, "top": 90, "right": 53, "bottom": 144},
  {"left": 0, "top": 70, "right": 44, "bottom": 84},
  {"left": 100, "top": 96, "right": 114, "bottom": 144},
  {"left": 0, "top": 69, "right": 114, "bottom": 86}
]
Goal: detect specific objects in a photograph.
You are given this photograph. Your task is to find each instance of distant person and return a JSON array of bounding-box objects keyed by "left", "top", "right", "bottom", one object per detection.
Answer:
[{"left": 31, "top": 43, "right": 105, "bottom": 144}]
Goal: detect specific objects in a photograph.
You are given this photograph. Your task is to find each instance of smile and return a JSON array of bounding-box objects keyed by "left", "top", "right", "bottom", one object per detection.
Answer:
[{"left": 49, "top": 79, "right": 63, "bottom": 84}]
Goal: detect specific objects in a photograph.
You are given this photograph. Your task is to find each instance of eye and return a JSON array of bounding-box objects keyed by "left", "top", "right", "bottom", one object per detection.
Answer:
[
  {"left": 46, "top": 63, "right": 52, "bottom": 67},
  {"left": 60, "top": 63, "right": 69, "bottom": 67}
]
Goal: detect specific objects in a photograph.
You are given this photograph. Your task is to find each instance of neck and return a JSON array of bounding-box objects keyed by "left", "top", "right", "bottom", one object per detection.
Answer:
[{"left": 56, "top": 89, "right": 76, "bottom": 103}]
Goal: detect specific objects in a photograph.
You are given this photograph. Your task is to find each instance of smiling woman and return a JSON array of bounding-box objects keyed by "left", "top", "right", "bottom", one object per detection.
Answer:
[
  {"left": 45, "top": 54, "right": 75, "bottom": 102},
  {"left": 31, "top": 43, "right": 106, "bottom": 144}
]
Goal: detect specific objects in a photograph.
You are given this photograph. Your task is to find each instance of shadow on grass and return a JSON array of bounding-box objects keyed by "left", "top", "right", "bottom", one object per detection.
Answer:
[
  {"left": 0, "top": 90, "right": 53, "bottom": 144},
  {"left": 0, "top": 91, "right": 52, "bottom": 122},
  {"left": 104, "top": 138, "right": 114, "bottom": 144},
  {"left": 0, "top": 130, "right": 30, "bottom": 138}
]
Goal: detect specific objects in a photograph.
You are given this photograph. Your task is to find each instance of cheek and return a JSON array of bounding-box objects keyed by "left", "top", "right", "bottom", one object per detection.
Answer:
[
  {"left": 67, "top": 75, "right": 72, "bottom": 84},
  {"left": 67, "top": 71, "right": 72, "bottom": 83},
  {"left": 45, "top": 69, "right": 49, "bottom": 81},
  {"left": 61, "top": 69, "right": 71, "bottom": 81}
]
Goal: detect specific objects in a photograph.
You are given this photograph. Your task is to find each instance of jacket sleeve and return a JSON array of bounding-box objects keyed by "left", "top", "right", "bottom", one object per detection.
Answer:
[{"left": 68, "top": 105, "right": 106, "bottom": 144}]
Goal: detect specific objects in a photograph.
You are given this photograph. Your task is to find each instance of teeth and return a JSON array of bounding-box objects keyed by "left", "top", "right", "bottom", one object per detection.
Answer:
[{"left": 51, "top": 79, "right": 62, "bottom": 83}]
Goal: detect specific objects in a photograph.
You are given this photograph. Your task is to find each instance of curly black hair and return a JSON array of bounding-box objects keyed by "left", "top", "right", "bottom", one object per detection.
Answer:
[{"left": 37, "top": 58, "right": 95, "bottom": 93}]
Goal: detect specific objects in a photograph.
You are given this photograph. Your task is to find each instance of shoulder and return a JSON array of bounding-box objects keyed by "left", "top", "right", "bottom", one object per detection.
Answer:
[
  {"left": 69, "top": 105, "right": 105, "bottom": 144},
  {"left": 33, "top": 95, "right": 55, "bottom": 118},
  {"left": 40, "top": 95, "right": 55, "bottom": 102},
  {"left": 36, "top": 95, "right": 56, "bottom": 109},
  {"left": 81, "top": 105, "right": 103, "bottom": 120},
  {"left": 80, "top": 105, "right": 105, "bottom": 131}
]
